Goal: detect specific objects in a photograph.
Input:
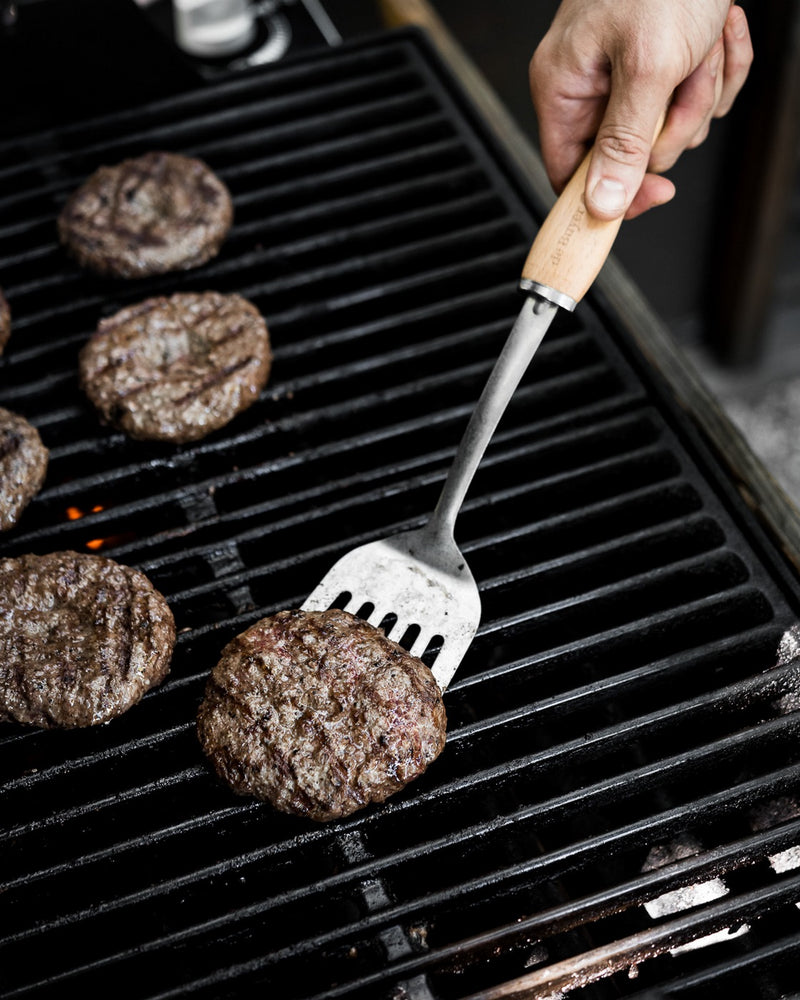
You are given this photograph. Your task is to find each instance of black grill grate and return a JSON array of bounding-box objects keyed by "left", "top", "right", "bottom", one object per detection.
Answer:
[{"left": 2, "top": 31, "right": 800, "bottom": 1000}]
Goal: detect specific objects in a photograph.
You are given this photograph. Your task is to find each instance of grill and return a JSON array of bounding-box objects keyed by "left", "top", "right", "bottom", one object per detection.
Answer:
[{"left": 3, "top": 28, "right": 800, "bottom": 1000}]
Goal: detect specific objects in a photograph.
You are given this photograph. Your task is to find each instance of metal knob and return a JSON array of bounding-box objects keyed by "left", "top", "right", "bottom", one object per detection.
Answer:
[{"left": 172, "top": 0, "right": 257, "bottom": 58}]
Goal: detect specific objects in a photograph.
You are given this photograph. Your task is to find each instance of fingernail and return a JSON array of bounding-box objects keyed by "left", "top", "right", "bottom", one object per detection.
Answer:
[
  {"left": 709, "top": 49, "right": 723, "bottom": 78},
  {"left": 589, "top": 177, "right": 627, "bottom": 215}
]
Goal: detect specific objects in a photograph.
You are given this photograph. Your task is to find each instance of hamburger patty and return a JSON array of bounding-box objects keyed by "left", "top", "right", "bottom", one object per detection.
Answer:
[
  {"left": 0, "top": 551, "right": 175, "bottom": 729},
  {"left": 0, "top": 407, "right": 49, "bottom": 532},
  {"left": 0, "top": 288, "right": 10, "bottom": 355},
  {"left": 197, "top": 609, "right": 447, "bottom": 822},
  {"left": 79, "top": 291, "right": 271, "bottom": 443},
  {"left": 57, "top": 151, "right": 233, "bottom": 279}
]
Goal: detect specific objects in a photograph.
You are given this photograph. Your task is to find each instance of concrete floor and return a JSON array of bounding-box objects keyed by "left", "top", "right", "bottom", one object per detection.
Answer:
[
  {"left": 684, "top": 322, "right": 800, "bottom": 507},
  {"left": 328, "top": 0, "right": 800, "bottom": 510}
]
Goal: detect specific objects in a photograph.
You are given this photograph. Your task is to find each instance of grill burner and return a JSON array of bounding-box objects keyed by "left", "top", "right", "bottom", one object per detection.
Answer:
[{"left": 2, "top": 29, "right": 800, "bottom": 1000}]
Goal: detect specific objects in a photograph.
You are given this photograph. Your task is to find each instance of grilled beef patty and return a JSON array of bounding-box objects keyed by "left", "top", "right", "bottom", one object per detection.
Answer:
[
  {"left": 0, "top": 288, "right": 10, "bottom": 355},
  {"left": 197, "top": 609, "right": 447, "bottom": 822},
  {"left": 57, "top": 151, "right": 233, "bottom": 279},
  {"left": 0, "top": 407, "right": 48, "bottom": 531},
  {"left": 0, "top": 551, "right": 175, "bottom": 729},
  {"left": 79, "top": 291, "right": 271, "bottom": 443}
]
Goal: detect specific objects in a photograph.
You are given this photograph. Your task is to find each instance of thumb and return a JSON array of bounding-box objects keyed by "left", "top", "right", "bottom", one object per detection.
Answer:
[{"left": 585, "top": 87, "right": 668, "bottom": 220}]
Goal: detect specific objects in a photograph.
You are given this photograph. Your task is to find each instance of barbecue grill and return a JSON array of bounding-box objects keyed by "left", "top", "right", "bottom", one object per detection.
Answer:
[{"left": 2, "top": 20, "right": 800, "bottom": 1000}]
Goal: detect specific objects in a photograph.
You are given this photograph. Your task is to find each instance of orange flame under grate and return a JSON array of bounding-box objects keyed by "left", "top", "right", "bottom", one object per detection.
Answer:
[{"left": 65, "top": 505, "right": 132, "bottom": 551}]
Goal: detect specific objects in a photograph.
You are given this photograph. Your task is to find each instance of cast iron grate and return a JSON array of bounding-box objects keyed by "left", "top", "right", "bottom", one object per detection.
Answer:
[{"left": 1, "top": 31, "right": 799, "bottom": 1000}]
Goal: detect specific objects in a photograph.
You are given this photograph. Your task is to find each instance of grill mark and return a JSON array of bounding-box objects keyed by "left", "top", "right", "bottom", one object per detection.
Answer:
[
  {"left": 270, "top": 746, "right": 318, "bottom": 815},
  {"left": 172, "top": 300, "right": 227, "bottom": 336},
  {"left": 107, "top": 360, "right": 246, "bottom": 405},
  {"left": 96, "top": 300, "right": 163, "bottom": 336},
  {"left": 112, "top": 568, "right": 135, "bottom": 686},
  {"left": 172, "top": 356, "right": 257, "bottom": 406},
  {"left": 87, "top": 347, "right": 144, "bottom": 383},
  {"left": 88, "top": 302, "right": 263, "bottom": 407},
  {"left": 91, "top": 300, "right": 231, "bottom": 382},
  {"left": 207, "top": 321, "right": 251, "bottom": 353}
]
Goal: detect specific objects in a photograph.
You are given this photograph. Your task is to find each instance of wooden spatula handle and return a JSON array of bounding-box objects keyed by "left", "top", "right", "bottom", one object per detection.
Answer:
[
  {"left": 522, "top": 111, "right": 667, "bottom": 306},
  {"left": 520, "top": 151, "right": 623, "bottom": 306}
]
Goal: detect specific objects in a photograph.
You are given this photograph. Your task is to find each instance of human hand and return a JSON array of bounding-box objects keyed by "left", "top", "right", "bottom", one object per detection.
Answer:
[{"left": 529, "top": 0, "right": 753, "bottom": 220}]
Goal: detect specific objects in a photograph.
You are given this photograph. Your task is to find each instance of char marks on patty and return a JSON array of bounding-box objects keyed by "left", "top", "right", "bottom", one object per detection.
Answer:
[
  {"left": 79, "top": 291, "right": 271, "bottom": 443},
  {"left": 197, "top": 609, "right": 447, "bottom": 821},
  {"left": 0, "top": 551, "right": 175, "bottom": 729},
  {"left": 57, "top": 151, "right": 233, "bottom": 279}
]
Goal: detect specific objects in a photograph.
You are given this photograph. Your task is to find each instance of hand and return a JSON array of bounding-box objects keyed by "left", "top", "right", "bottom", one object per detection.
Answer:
[{"left": 529, "top": 0, "right": 753, "bottom": 220}]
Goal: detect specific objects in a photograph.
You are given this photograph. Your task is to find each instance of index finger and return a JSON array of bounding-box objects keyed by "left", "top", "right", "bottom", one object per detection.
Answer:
[
  {"left": 529, "top": 40, "right": 607, "bottom": 192},
  {"left": 535, "top": 97, "right": 604, "bottom": 192}
]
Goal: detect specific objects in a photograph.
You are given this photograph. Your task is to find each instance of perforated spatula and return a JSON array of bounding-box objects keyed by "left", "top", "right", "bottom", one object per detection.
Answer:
[{"left": 303, "top": 148, "right": 630, "bottom": 692}]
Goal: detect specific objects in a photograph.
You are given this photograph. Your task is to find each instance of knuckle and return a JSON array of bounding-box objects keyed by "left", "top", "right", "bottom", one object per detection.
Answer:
[
  {"left": 649, "top": 146, "right": 677, "bottom": 174},
  {"left": 617, "top": 39, "right": 679, "bottom": 86},
  {"left": 594, "top": 128, "right": 651, "bottom": 166},
  {"left": 687, "top": 124, "right": 711, "bottom": 150}
]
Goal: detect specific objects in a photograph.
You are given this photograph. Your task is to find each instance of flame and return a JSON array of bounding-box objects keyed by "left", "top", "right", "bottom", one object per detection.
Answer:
[
  {"left": 66, "top": 504, "right": 104, "bottom": 519},
  {"left": 64, "top": 504, "right": 122, "bottom": 551}
]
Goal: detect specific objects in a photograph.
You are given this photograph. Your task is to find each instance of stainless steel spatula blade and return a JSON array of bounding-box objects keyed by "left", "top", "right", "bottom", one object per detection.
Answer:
[{"left": 302, "top": 527, "right": 481, "bottom": 692}]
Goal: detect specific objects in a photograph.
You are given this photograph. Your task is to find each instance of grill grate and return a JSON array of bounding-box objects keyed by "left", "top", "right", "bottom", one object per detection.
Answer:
[{"left": 1, "top": 31, "right": 800, "bottom": 1000}]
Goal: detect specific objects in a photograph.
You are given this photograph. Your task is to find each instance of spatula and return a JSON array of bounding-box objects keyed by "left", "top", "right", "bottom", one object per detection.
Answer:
[{"left": 303, "top": 149, "right": 630, "bottom": 692}]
